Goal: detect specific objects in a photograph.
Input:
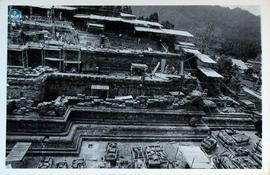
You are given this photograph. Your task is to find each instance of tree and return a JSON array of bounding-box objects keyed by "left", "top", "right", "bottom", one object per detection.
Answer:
[
  {"left": 115, "top": 6, "right": 122, "bottom": 12},
  {"left": 161, "top": 20, "right": 174, "bottom": 29},
  {"left": 194, "top": 23, "right": 222, "bottom": 54},
  {"left": 216, "top": 56, "right": 243, "bottom": 94},
  {"left": 121, "top": 6, "right": 132, "bottom": 14},
  {"left": 221, "top": 38, "right": 261, "bottom": 59},
  {"left": 112, "top": 6, "right": 133, "bottom": 14},
  {"left": 216, "top": 56, "right": 234, "bottom": 82},
  {"left": 148, "top": 12, "right": 159, "bottom": 22}
]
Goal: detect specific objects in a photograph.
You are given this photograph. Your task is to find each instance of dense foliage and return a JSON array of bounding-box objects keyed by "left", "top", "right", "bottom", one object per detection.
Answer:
[{"left": 132, "top": 6, "right": 261, "bottom": 59}]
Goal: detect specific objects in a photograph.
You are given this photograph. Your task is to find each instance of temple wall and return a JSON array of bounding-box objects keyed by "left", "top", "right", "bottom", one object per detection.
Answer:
[
  {"left": 7, "top": 109, "right": 205, "bottom": 133},
  {"left": 81, "top": 51, "right": 180, "bottom": 73},
  {"left": 7, "top": 72, "right": 198, "bottom": 102},
  {"left": 44, "top": 73, "right": 198, "bottom": 101},
  {"left": 7, "top": 51, "right": 23, "bottom": 66},
  {"left": 7, "top": 77, "right": 46, "bottom": 101},
  {"left": 8, "top": 48, "right": 182, "bottom": 73}
]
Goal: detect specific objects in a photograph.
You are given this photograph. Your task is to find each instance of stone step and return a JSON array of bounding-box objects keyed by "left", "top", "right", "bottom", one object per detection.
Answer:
[{"left": 6, "top": 134, "right": 208, "bottom": 156}]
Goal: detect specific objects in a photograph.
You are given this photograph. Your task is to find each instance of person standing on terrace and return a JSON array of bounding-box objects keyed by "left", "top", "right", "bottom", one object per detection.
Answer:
[{"left": 59, "top": 12, "right": 62, "bottom": 21}]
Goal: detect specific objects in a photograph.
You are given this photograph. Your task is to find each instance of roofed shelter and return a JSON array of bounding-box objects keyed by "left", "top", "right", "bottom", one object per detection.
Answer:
[
  {"left": 131, "top": 63, "right": 148, "bottom": 76},
  {"left": 87, "top": 22, "right": 104, "bottom": 33},
  {"left": 196, "top": 54, "right": 216, "bottom": 64},
  {"left": 197, "top": 66, "right": 223, "bottom": 78},
  {"left": 231, "top": 58, "right": 248, "bottom": 71},
  {"left": 181, "top": 47, "right": 216, "bottom": 65},
  {"left": 175, "top": 41, "right": 195, "bottom": 51},
  {"left": 8, "top": 44, "right": 28, "bottom": 68},
  {"left": 73, "top": 14, "right": 163, "bottom": 28},
  {"left": 91, "top": 85, "right": 109, "bottom": 99},
  {"left": 179, "top": 145, "right": 213, "bottom": 169},
  {"left": 179, "top": 43, "right": 218, "bottom": 75},
  {"left": 196, "top": 66, "right": 223, "bottom": 96},
  {"left": 134, "top": 26, "right": 193, "bottom": 38},
  {"left": 63, "top": 45, "right": 81, "bottom": 72},
  {"left": 13, "top": 6, "right": 77, "bottom": 20},
  {"left": 73, "top": 13, "right": 194, "bottom": 38},
  {"left": 6, "top": 142, "right": 32, "bottom": 168},
  {"left": 43, "top": 45, "right": 63, "bottom": 70}
]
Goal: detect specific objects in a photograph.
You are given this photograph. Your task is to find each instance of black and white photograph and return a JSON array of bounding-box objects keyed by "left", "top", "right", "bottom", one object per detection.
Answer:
[{"left": 1, "top": 0, "right": 269, "bottom": 173}]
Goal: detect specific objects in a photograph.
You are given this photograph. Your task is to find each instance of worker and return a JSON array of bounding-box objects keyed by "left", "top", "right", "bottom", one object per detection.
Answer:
[
  {"left": 76, "top": 31, "right": 79, "bottom": 44},
  {"left": 47, "top": 10, "right": 51, "bottom": 21},
  {"left": 56, "top": 32, "right": 60, "bottom": 40},
  {"left": 141, "top": 72, "right": 145, "bottom": 82},
  {"left": 59, "top": 12, "right": 62, "bottom": 21},
  {"left": 171, "top": 65, "right": 176, "bottom": 74},
  {"left": 137, "top": 38, "right": 141, "bottom": 44},
  {"left": 100, "top": 34, "right": 105, "bottom": 48},
  {"left": 189, "top": 117, "right": 200, "bottom": 127},
  {"left": 51, "top": 7, "right": 55, "bottom": 23},
  {"left": 20, "top": 30, "right": 26, "bottom": 45},
  {"left": 44, "top": 32, "right": 49, "bottom": 41},
  {"left": 164, "top": 65, "right": 169, "bottom": 73}
]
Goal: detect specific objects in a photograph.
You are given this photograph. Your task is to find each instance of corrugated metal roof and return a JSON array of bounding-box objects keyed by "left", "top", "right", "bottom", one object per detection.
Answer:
[
  {"left": 133, "top": 20, "right": 163, "bottom": 28},
  {"left": 169, "top": 91, "right": 184, "bottom": 96},
  {"left": 74, "top": 14, "right": 163, "bottom": 28},
  {"left": 242, "top": 87, "right": 261, "bottom": 100},
  {"left": 120, "top": 13, "right": 136, "bottom": 18},
  {"left": 177, "top": 41, "right": 195, "bottom": 46},
  {"left": 197, "top": 66, "right": 223, "bottom": 78},
  {"left": 8, "top": 44, "right": 28, "bottom": 51},
  {"left": 131, "top": 63, "right": 148, "bottom": 70},
  {"left": 63, "top": 44, "right": 81, "bottom": 50},
  {"left": 91, "top": 85, "right": 109, "bottom": 90},
  {"left": 44, "top": 57, "right": 63, "bottom": 61},
  {"left": 64, "top": 60, "right": 81, "bottom": 64},
  {"left": 182, "top": 48, "right": 201, "bottom": 55},
  {"left": 231, "top": 58, "right": 248, "bottom": 70},
  {"left": 163, "top": 29, "right": 193, "bottom": 37},
  {"left": 219, "top": 96, "right": 240, "bottom": 105},
  {"left": 115, "top": 95, "right": 133, "bottom": 100},
  {"left": 240, "top": 99, "right": 255, "bottom": 105},
  {"left": 135, "top": 26, "right": 193, "bottom": 37},
  {"left": 181, "top": 47, "right": 216, "bottom": 64},
  {"left": 44, "top": 46, "right": 62, "bottom": 51},
  {"left": 247, "top": 60, "right": 261, "bottom": 65},
  {"left": 74, "top": 14, "right": 120, "bottom": 21},
  {"left": 32, "top": 5, "right": 77, "bottom": 10},
  {"left": 24, "top": 30, "right": 50, "bottom": 36},
  {"left": 179, "top": 146, "right": 213, "bottom": 169},
  {"left": 87, "top": 23, "right": 104, "bottom": 28},
  {"left": 196, "top": 53, "right": 217, "bottom": 64},
  {"left": 6, "top": 142, "right": 31, "bottom": 162}
]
